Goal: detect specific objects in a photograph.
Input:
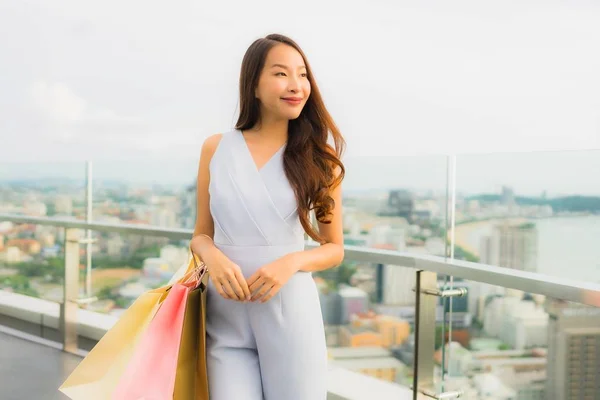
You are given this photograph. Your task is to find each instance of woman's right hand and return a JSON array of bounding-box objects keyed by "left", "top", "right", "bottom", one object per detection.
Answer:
[{"left": 202, "top": 247, "right": 252, "bottom": 302}]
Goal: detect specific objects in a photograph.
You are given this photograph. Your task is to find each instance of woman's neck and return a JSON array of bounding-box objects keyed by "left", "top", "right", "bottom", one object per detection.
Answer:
[{"left": 248, "top": 118, "right": 289, "bottom": 144}]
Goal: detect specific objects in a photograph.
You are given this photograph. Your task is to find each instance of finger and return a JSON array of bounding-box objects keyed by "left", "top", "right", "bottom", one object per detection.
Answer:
[
  {"left": 248, "top": 276, "right": 266, "bottom": 295},
  {"left": 226, "top": 272, "right": 246, "bottom": 301},
  {"left": 246, "top": 270, "right": 260, "bottom": 287},
  {"left": 260, "top": 285, "right": 281, "bottom": 303},
  {"left": 251, "top": 283, "right": 273, "bottom": 302},
  {"left": 221, "top": 280, "right": 239, "bottom": 301},
  {"left": 234, "top": 269, "right": 252, "bottom": 300},
  {"left": 212, "top": 278, "right": 231, "bottom": 300}
]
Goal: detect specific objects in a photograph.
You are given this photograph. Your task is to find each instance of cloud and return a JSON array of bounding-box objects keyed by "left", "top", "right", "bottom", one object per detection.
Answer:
[
  {"left": 30, "top": 81, "right": 87, "bottom": 124},
  {"left": 1, "top": 0, "right": 598, "bottom": 166},
  {"left": 28, "top": 80, "right": 158, "bottom": 144}
]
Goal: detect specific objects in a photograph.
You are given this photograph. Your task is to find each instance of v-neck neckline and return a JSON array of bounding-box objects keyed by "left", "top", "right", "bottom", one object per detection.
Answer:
[{"left": 238, "top": 129, "right": 287, "bottom": 173}]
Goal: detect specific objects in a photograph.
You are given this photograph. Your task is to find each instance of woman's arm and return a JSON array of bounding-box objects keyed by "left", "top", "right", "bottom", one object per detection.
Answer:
[
  {"left": 190, "top": 133, "right": 252, "bottom": 301},
  {"left": 290, "top": 164, "right": 345, "bottom": 273},
  {"left": 190, "top": 133, "right": 222, "bottom": 259}
]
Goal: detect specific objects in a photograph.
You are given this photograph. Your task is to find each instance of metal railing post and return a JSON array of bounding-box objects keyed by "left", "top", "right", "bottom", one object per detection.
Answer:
[
  {"left": 413, "top": 269, "right": 437, "bottom": 399},
  {"left": 61, "top": 228, "right": 80, "bottom": 354}
]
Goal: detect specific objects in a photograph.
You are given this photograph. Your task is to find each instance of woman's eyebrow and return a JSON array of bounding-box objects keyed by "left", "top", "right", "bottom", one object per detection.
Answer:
[{"left": 270, "top": 63, "right": 307, "bottom": 70}]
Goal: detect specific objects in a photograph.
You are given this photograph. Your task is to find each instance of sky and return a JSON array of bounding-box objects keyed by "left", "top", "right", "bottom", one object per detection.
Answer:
[{"left": 1, "top": 0, "right": 599, "bottom": 195}]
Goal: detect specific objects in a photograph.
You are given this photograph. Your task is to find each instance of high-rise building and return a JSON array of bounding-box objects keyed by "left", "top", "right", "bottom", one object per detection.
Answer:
[
  {"left": 545, "top": 301, "right": 600, "bottom": 400},
  {"left": 501, "top": 186, "right": 516, "bottom": 207},
  {"left": 480, "top": 221, "right": 538, "bottom": 272},
  {"left": 179, "top": 183, "right": 196, "bottom": 229},
  {"left": 379, "top": 190, "right": 414, "bottom": 221}
]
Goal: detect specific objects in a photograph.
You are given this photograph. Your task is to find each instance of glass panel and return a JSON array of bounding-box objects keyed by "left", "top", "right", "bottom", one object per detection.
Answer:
[
  {"left": 0, "top": 163, "right": 86, "bottom": 340},
  {"left": 331, "top": 155, "right": 449, "bottom": 394},
  {"left": 0, "top": 161, "right": 87, "bottom": 217},
  {"left": 453, "top": 150, "right": 600, "bottom": 284},
  {"left": 0, "top": 221, "right": 68, "bottom": 302},
  {"left": 0, "top": 222, "right": 73, "bottom": 343},
  {"left": 316, "top": 260, "right": 416, "bottom": 392},
  {"left": 437, "top": 279, "right": 600, "bottom": 399},
  {"left": 92, "top": 160, "right": 198, "bottom": 229},
  {"left": 342, "top": 155, "right": 450, "bottom": 257},
  {"left": 86, "top": 232, "right": 188, "bottom": 316},
  {"left": 77, "top": 231, "right": 189, "bottom": 351}
]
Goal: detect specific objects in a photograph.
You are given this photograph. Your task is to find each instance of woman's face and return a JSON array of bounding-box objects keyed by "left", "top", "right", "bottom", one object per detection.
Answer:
[{"left": 255, "top": 44, "right": 311, "bottom": 121}]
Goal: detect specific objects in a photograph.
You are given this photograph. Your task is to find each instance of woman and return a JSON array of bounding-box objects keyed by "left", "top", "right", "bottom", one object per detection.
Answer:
[{"left": 190, "top": 33, "right": 346, "bottom": 400}]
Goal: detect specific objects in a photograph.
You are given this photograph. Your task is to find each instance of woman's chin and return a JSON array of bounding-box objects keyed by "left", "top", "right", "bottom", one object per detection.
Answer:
[{"left": 281, "top": 110, "right": 303, "bottom": 120}]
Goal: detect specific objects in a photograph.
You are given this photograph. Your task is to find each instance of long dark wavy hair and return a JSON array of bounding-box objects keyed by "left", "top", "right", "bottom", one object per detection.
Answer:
[{"left": 235, "top": 33, "right": 345, "bottom": 244}]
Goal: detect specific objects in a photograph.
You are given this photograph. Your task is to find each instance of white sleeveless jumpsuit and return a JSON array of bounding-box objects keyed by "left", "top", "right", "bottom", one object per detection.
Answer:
[{"left": 205, "top": 129, "right": 328, "bottom": 399}]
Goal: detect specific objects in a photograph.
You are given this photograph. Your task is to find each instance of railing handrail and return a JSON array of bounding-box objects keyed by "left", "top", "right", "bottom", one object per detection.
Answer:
[{"left": 1, "top": 213, "right": 599, "bottom": 307}]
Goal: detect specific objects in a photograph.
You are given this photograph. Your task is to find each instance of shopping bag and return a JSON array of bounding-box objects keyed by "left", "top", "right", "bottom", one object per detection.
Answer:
[
  {"left": 58, "top": 286, "right": 169, "bottom": 400},
  {"left": 112, "top": 280, "right": 194, "bottom": 400},
  {"left": 173, "top": 273, "right": 209, "bottom": 399}
]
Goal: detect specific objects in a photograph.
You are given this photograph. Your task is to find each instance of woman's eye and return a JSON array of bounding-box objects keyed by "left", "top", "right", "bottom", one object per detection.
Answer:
[
  {"left": 276, "top": 72, "right": 286, "bottom": 76},
  {"left": 301, "top": 73, "right": 308, "bottom": 78}
]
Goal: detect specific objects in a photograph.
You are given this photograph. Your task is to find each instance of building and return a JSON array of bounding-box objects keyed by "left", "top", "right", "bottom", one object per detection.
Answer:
[
  {"left": 54, "top": 195, "right": 73, "bottom": 215},
  {"left": 346, "top": 312, "right": 410, "bottom": 348},
  {"left": 483, "top": 295, "right": 548, "bottom": 349},
  {"left": 151, "top": 207, "right": 177, "bottom": 228},
  {"left": 178, "top": 183, "right": 196, "bottom": 229},
  {"left": 339, "top": 325, "right": 383, "bottom": 347},
  {"left": 379, "top": 190, "right": 415, "bottom": 222},
  {"left": 545, "top": 301, "right": 600, "bottom": 400},
  {"left": 141, "top": 257, "right": 173, "bottom": 283},
  {"left": 434, "top": 342, "right": 474, "bottom": 377},
  {"left": 327, "top": 346, "right": 406, "bottom": 383},
  {"left": 480, "top": 220, "right": 538, "bottom": 273},
  {"left": 5, "top": 238, "right": 41, "bottom": 255},
  {"left": 320, "top": 285, "right": 370, "bottom": 326},
  {"left": 375, "top": 315, "right": 410, "bottom": 348},
  {"left": 338, "top": 286, "right": 370, "bottom": 324},
  {"left": 473, "top": 373, "right": 517, "bottom": 399}
]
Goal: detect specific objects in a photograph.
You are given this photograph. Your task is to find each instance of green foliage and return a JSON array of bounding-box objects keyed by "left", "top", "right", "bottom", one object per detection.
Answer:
[
  {"left": 1, "top": 275, "right": 40, "bottom": 297},
  {"left": 93, "top": 244, "right": 162, "bottom": 270},
  {"left": 453, "top": 244, "right": 480, "bottom": 262},
  {"left": 518, "top": 222, "right": 536, "bottom": 230},
  {"left": 314, "top": 261, "right": 357, "bottom": 290},
  {"left": 12, "top": 257, "right": 64, "bottom": 279},
  {"left": 97, "top": 286, "right": 115, "bottom": 300}
]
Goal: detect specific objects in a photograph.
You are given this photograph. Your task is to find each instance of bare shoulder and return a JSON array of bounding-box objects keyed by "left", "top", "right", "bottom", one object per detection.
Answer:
[{"left": 201, "top": 133, "right": 224, "bottom": 159}]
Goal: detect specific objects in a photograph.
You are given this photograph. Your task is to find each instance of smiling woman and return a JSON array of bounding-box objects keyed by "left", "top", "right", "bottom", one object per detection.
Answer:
[{"left": 188, "top": 33, "right": 346, "bottom": 400}]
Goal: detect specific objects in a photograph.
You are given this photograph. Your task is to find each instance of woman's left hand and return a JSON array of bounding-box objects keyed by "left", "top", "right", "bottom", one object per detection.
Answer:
[{"left": 247, "top": 254, "right": 300, "bottom": 303}]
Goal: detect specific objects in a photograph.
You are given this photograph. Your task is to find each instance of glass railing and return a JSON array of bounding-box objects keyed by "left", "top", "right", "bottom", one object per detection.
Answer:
[
  {"left": 92, "top": 160, "right": 198, "bottom": 230},
  {"left": 437, "top": 279, "right": 599, "bottom": 399},
  {"left": 0, "top": 220, "right": 66, "bottom": 303},
  {"left": 1, "top": 149, "right": 599, "bottom": 399},
  {"left": 342, "top": 154, "right": 451, "bottom": 258},
  {"left": 315, "top": 260, "right": 416, "bottom": 389},
  {"left": 453, "top": 150, "right": 600, "bottom": 284},
  {"left": 0, "top": 161, "right": 87, "bottom": 219}
]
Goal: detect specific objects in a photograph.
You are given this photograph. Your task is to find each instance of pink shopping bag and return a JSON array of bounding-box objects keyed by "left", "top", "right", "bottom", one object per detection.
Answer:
[{"left": 112, "top": 281, "right": 195, "bottom": 399}]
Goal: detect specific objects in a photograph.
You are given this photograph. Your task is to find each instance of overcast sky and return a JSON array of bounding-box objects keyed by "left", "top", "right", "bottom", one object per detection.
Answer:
[{"left": 1, "top": 0, "right": 599, "bottom": 194}]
